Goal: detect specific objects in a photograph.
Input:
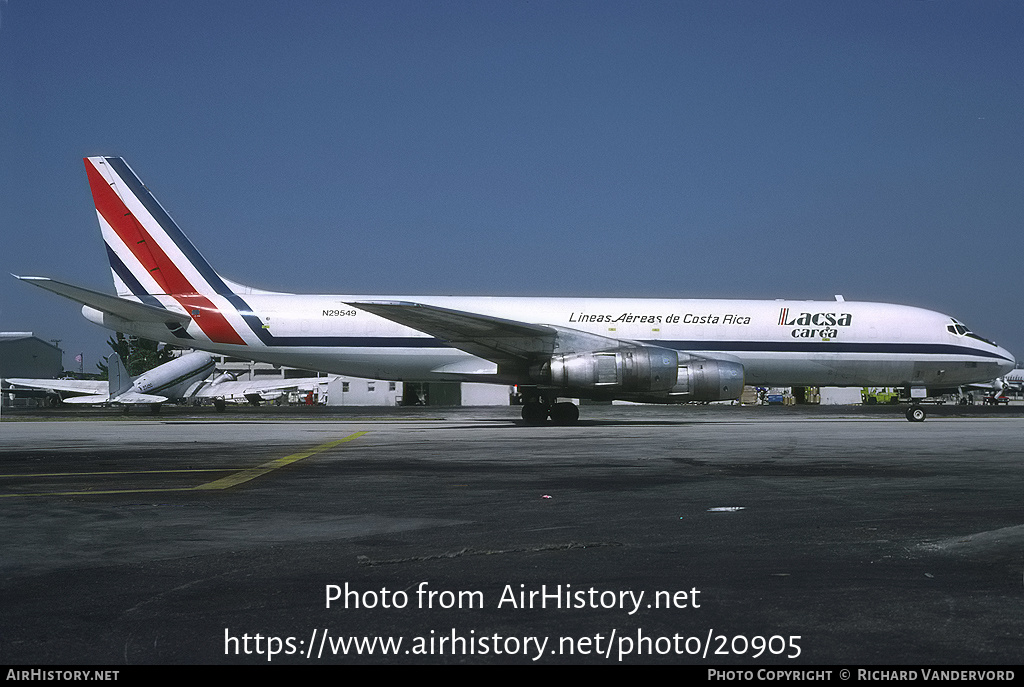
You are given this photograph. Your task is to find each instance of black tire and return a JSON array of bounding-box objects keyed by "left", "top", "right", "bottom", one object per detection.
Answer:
[
  {"left": 521, "top": 402, "right": 549, "bottom": 425},
  {"left": 549, "top": 402, "right": 580, "bottom": 425},
  {"left": 906, "top": 406, "right": 926, "bottom": 422}
]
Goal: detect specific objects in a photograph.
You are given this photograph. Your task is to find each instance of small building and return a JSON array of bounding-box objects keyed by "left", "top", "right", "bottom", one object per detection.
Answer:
[
  {"left": 198, "top": 354, "right": 513, "bottom": 407},
  {"left": 0, "top": 333, "right": 63, "bottom": 378},
  {"left": 326, "top": 377, "right": 403, "bottom": 406}
]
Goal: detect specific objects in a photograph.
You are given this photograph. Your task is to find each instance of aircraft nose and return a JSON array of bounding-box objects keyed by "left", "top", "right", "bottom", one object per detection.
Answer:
[{"left": 996, "top": 347, "right": 1016, "bottom": 375}]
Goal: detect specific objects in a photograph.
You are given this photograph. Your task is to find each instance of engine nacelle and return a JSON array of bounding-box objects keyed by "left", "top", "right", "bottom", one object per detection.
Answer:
[
  {"left": 537, "top": 346, "right": 679, "bottom": 393},
  {"left": 669, "top": 357, "right": 745, "bottom": 402},
  {"left": 82, "top": 305, "right": 144, "bottom": 335}
]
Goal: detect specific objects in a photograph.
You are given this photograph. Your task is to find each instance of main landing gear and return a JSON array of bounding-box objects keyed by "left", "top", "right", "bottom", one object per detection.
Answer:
[
  {"left": 905, "top": 405, "right": 927, "bottom": 422},
  {"left": 520, "top": 393, "right": 580, "bottom": 425}
]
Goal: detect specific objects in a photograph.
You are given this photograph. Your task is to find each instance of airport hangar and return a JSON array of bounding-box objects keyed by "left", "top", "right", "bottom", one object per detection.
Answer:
[{"left": 0, "top": 332, "right": 63, "bottom": 379}]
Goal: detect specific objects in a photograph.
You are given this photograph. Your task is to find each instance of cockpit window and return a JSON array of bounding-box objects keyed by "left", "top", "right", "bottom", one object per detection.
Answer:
[
  {"left": 947, "top": 319, "right": 996, "bottom": 346},
  {"left": 966, "top": 332, "right": 997, "bottom": 346}
]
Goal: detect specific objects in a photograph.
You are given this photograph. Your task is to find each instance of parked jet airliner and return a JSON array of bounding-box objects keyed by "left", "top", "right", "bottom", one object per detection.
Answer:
[{"left": 16, "top": 157, "right": 1016, "bottom": 423}]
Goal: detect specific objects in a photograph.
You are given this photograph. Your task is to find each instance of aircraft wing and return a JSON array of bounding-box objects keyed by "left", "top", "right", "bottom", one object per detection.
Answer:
[
  {"left": 350, "top": 300, "right": 559, "bottom": 367},
  {"left": 349, "top": 300, "right": 628, "bottom": 368},
  {"left": 4, "top": 378, "right": 107, "bottom": 396},
  {"left": 192, "top": 379, "right": 306, "bottom": 399},
  {"left": 14, "top": 276, "right": 191, "bottom": 325}
]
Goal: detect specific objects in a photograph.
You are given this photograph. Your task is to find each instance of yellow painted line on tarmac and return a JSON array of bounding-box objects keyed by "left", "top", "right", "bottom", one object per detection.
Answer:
[
  {"left": 194, "top": 432, "right": 366, "bottom": 490},
  {"left": 0, "top": 432, "right": 367, "bottom": 498},
  {"left": 0, "top": 469, "right": 230, "bottom": 478},
  {"left": 1, "top": 487, "right": 199, "bottom": 498}
]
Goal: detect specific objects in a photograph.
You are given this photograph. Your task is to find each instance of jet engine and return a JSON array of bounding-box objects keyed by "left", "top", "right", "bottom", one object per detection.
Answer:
[
  {"left": 669, "top": 356, "right": 745, "bottom": 402},
  {"left": 537, "top": 346, "right": 679, "bottom": 393},
  {"left": 528, "top": 344, "right": 745, "bottom": 403}
]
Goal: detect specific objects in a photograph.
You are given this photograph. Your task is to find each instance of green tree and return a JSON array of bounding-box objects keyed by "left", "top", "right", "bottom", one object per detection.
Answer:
[{"left": 96, "top": 333, "right": 179, "bottom": 379}]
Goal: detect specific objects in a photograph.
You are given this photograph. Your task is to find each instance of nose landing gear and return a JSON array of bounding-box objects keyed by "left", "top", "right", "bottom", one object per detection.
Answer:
[{"left": 906, "top": 405, "right": 927, "bottom": 422}]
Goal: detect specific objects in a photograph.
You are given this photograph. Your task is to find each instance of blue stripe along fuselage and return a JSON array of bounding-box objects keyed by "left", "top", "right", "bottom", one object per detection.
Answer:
[
  {"left": 150, "top": 326, "right": 1015, "bottom": 361},
  {"left": 648, "top": 340, "right": 1013, "bottom": 362}
]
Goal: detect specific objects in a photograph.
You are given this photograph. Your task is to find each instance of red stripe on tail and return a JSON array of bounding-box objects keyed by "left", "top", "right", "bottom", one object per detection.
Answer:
[{"left": 85, "top": 159, "right": 246, "bottom": 345}]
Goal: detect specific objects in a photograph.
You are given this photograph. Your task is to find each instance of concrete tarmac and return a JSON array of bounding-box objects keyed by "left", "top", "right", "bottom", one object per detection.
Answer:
[{"left": 1, "top": 404, "right": 1022, "bottom": 665}]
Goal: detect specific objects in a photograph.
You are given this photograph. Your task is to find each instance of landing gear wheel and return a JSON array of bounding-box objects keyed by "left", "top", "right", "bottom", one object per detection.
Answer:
[
  {"left": 521, "top": 402, "right": 549, "bottom": 425},
  {"left": 549, "top": 402, "right": 580, "bottom": 426},
  {"left": 906, "top": 405, "right": 926, "bottom": 422}
]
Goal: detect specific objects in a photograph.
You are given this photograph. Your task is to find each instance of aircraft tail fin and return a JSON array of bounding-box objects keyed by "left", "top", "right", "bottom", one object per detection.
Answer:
[
  {"left": 84, "top": 156, "right": 251, "bottom": 301},
  {"left": 107, "top": 353, "right": 133, "bottom": 398},
  {"left": 84, "top": 157, "right": 270, "bottom": 346}
]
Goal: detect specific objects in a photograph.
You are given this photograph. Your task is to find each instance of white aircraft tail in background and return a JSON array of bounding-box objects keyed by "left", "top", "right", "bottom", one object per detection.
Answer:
[
  {"left": 5, "top": 351, "right": 215, "bottom": 407},
  {"left": 16, "top": 157, "right": 1017, "bottom": 422}
]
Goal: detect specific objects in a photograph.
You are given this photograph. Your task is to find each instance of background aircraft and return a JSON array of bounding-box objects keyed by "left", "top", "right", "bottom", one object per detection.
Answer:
[
  {"left": 1001, "top": 368, "right": 1024, "bottom": 391},
  {"left": 16, "top": 157, "right": 1016, "bottom": 423},
  {"left": 6, "top": 351, "right": 213, "bottom": 407},
  {"left": 5, "top": 350, "right": 320, "bottom": 411},
  {"left": 969, "top": 367, "right": 1024, "bottom": 405}
]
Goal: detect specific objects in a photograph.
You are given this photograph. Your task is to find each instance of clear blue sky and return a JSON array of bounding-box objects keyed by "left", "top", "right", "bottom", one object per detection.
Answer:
[{"left": 2, "top": 1, "right": 1022, "bottom": 371}]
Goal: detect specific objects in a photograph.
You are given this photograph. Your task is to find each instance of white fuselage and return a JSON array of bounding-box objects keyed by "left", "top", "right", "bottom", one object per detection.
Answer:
[
  {"left": 87, "top": 293, "right": 1015, "bottom": 390},
  {"left": 127, "top": 351, "right": 215, "bottom": 400}
]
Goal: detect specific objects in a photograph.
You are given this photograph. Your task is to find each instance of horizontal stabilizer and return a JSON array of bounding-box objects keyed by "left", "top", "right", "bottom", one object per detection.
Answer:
[
  {"left": 62, "top": 395, "right": 113, "bottom": 404},
  {"left": 63, "top": 392, "right": 167, "bottom": 404},
  {"left": 112, "top": 392, "right": 170, "bottom": 404},
  {"left": 14, "top": 276, "right": 191, "bottom": 325}
]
